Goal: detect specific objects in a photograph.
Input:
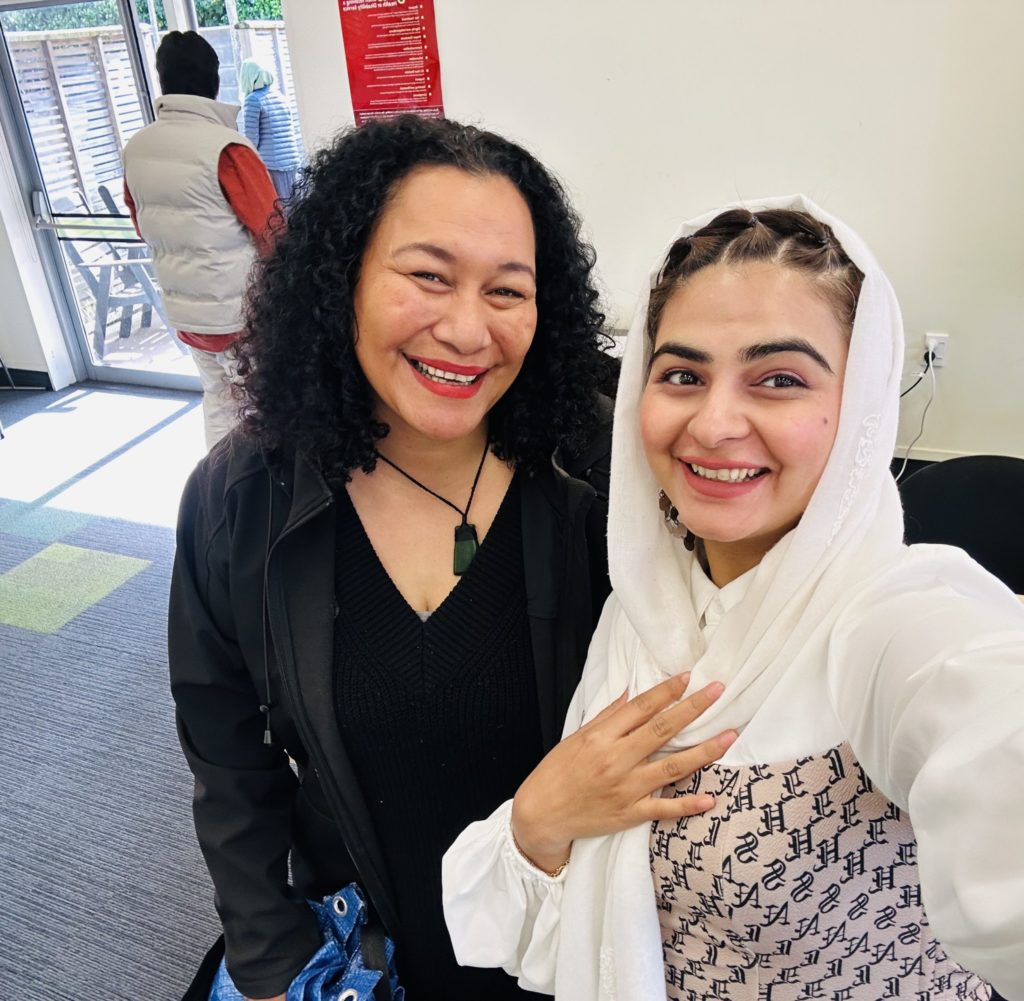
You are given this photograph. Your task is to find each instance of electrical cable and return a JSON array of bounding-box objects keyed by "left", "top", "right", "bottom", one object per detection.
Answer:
[
  {"left": 900, "top": 352, "right": 933, "bottom": 398},
  {"left": 900, "top": 374, "right": 924, "bottom": 399},
  {"left": 895, "top": 357, "right": 937, "bottom": 482}
]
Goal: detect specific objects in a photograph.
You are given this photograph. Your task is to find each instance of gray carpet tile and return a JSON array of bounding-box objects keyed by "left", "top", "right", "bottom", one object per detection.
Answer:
[
  {"left": 0, "top": 526, "right": 46, "bottom": 572},
  {"left": 0, "top": 389, "right": 55, "bottom": 427},
  {"left": 1, "top": 513, "right": 221, "bottom": 1000}
]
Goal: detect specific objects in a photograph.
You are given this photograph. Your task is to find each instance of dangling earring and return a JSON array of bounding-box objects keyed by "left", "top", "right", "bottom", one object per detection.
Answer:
[{"left": 658, "top": 490, "right": 696, "bottom": 551}]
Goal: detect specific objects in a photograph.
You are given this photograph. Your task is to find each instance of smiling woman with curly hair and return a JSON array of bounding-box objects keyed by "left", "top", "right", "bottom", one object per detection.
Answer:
[
  {"left": 169, "top": 114, "right": 615, "bottom": 1001},
  {"left": 235, "top": 113, "right": 611, "bottom": 482}
]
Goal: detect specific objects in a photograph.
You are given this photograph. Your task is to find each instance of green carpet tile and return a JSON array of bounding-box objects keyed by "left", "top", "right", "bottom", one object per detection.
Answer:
[{"left": 0, "top": 542, "right": 149, "bottom": 633}]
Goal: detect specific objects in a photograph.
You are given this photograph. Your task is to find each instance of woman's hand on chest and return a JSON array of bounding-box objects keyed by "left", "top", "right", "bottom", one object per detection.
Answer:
[{"left": 510, "top": 672, "right": 737, "bottom": 875}]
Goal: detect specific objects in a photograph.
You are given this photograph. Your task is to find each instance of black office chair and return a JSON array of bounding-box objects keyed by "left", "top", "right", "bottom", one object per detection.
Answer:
[
  {"left": 902, "top": 455, "right": 1020, "bottom": 1001},
  {"left": 898, "top": 454, "right": 1024, "bottom": 594}
]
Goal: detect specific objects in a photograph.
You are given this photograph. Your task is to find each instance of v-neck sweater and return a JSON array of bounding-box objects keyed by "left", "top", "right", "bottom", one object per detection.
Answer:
[{"left": 332, "top": 474, "right": 545, "bottom": 998}]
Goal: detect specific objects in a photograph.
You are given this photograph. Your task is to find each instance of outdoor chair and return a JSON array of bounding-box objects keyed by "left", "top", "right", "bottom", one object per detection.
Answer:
[{"left": 53, "top": 190, "right": 173, "bottom": 359}]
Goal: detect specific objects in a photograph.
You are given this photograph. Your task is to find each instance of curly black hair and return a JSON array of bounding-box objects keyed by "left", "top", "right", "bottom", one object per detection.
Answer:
[{"left": 234, "top": 114, "right": 610, "bottom": 483}]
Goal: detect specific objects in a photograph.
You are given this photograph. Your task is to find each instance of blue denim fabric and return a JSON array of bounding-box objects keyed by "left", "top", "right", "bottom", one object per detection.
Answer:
[{"left": 210, "top": 885, "right": 404, "bottom": 1001}]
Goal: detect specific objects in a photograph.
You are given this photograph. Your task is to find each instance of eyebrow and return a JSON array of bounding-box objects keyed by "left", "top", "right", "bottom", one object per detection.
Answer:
[
  {"left": 648, "top": 343, "right": 712, "bottom": 367},
  {"left": 740, "top": 339, "right": 834, "bottom": 374},
  {"left": 648, "top": 339, "right": 834, "bottom": 375},
  {"left": 394, "top": 242, "right": 536, "bottom": 281}
]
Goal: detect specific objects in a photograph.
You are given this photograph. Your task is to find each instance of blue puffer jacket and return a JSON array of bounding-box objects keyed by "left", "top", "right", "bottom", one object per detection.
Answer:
[{"left": 241, "top": 87, "right": 301, "bottom": 172}]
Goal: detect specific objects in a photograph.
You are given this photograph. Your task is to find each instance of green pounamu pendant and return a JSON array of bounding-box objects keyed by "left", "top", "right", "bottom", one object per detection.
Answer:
[{"left": 453, "top": 522, "right": 479, "bottom": 576}]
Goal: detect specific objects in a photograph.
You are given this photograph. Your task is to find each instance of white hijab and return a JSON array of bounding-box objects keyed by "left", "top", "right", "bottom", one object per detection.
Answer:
[
  {"left": 554, "top": 195, "right": 1024, "bottom": 1001},
  {"left": 606, "top": 193, "right": 907, "bottom": 755},
  {"left": 441, "top": 196, "right": 1024, "bottom": 1001},
  {"left": 556, "top": 195, "right": 919, "bottom": 1001}
]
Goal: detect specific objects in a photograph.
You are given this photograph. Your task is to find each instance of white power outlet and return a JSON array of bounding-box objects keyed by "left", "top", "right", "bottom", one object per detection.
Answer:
[{"left": 925, "top": 333, "right": 949, "bottom": 368}]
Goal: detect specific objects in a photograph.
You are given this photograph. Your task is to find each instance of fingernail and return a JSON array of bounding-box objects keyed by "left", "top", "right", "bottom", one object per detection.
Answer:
[
  {"left": 719, "top": 730, "right": 737, "bottom": 748},
  {"left": 706, "top": 681, "right": 725, "bottom": 698},
  {"left": 696, "top": 795, "right": 715, "bottom": 810},
  {"left": 678, "top": 671, "right": 691, "bottom": 685}
]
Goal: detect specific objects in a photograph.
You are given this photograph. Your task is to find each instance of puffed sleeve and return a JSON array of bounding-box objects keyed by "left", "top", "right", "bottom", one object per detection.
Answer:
[
  {"left": 828, "top": 548, "right": 1024, "bottom": 998},
  {"left": 442, "top": 596, "right": 627, "bottom": 994},
  {"left": 442, "top": 799, "right": 569, "bottom": 993}
]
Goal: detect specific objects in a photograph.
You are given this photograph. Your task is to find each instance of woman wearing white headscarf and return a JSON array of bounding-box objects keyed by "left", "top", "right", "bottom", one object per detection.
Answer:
[
  {"left": 443, "top": 196, "right": 1024, "bottom": 1000},
  {"left": 239, "top": 58, "right": 301, "bottom": 203}
]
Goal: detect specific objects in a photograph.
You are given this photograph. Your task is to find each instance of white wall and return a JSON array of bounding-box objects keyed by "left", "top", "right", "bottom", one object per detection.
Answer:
[
  {"left": 0, "top": 221, "right": 46, "bottom": 373},
  {"left": 283, "top": 0, "right": 1024, "bottom": 460},
  {"left": 0, "top": 125, "right": 73, "bottom": 386},
  {"left": 282, "top": 0, "right": 350, "bottom": 151}
]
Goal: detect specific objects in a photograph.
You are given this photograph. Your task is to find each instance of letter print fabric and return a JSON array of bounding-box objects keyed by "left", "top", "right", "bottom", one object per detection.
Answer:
[{"left": 650, "top": 743, "right": 991, "bottom": 1000}]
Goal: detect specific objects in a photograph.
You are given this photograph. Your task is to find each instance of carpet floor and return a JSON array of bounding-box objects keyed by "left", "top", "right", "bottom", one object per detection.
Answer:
[{"left": 1, "top": 384, "right": 220, "bottom": 1000}]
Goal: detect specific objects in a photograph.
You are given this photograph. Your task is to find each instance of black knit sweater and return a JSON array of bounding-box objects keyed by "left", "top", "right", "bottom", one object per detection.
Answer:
[{"left": 333, "top": 475, "right": 547, "bottom": 998}]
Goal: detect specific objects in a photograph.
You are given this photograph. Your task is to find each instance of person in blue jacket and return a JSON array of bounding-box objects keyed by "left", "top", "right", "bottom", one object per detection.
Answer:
[{"left": 239, "top": 58, "right": 301, "bottom": 203}]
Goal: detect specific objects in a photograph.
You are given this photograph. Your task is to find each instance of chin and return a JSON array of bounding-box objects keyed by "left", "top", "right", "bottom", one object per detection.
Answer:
[
  {"left": 401, "top": 408, "right": 488, "bottom": 442},
  {"left": 693, "top": 521, "right": 795, "bottom": 553},
  {"left": 689, "top": 526, "right": 756, "bottom": 546}
]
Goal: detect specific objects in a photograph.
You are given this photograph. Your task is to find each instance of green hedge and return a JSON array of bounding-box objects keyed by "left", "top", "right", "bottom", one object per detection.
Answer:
[
  {"left": 1, "top": 1, "right": 283, "bottom": 33},
  {"left": 193, "top": 1, "right": 285, "bottom": 24},
  {"left": 2, "top": 3, "right": 121, "bottom": 30}
]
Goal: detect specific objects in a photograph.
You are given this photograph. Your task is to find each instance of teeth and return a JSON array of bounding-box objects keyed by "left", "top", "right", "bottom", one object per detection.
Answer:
[
  {"left": 690, "top": 463, "right": 764, "bottom": 482},
  {"left": 412, "top": 360, "right": 479, "bottom": 385}
]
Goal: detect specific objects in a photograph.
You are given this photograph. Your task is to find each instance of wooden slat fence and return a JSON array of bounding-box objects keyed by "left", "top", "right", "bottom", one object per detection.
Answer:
[
  {"left": 200, "top": 23, "right": 302, "bottom": 140},
  {"left": 8, "top": 27, "right": 146, "bottom": 213},
  {"left": 7, "top": 21, "right": 298, "bottom": 217},
  {"left": 251, "top": 22, "right": 299, "bottom": 126},
  {"left": 6, "top": 22, "right": 299, "bottom": 348}
]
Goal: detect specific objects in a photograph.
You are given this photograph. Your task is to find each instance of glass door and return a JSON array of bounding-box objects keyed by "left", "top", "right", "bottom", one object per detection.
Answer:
[{"left": 0, "top": 0, "right": 195, "bottom": 386}]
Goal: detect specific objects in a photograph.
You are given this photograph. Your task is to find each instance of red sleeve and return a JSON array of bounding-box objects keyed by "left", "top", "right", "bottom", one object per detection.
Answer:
[
  {"left": 217, "top": 144, "right": 283, "bottom": 258},
  {"left": 123, "top": 181, "right": 142, "bottom": 238}
]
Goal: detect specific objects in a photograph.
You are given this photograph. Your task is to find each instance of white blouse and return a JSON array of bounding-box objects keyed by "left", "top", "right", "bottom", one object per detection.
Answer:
[{"left": 442, "top": 557, "right": 1024, "bottom": 1000}]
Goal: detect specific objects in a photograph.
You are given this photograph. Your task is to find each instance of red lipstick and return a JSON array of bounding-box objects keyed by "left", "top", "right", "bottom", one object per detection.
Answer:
[
  {"left": 406, "top": 356, "right": 487, "bottom": 399},
  {"left": 408, "top": 356, "right": 488, "bottom": 376}
]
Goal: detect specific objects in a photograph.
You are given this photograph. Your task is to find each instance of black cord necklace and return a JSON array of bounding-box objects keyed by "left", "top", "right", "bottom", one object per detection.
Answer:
[{"left": 375, "top": 438, "right": 490, "bottom": 576}]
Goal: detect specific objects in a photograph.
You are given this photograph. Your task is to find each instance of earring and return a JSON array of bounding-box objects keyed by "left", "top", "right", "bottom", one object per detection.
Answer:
[{"left": 658, "top": 491, "right": 696, "bottom": 551}]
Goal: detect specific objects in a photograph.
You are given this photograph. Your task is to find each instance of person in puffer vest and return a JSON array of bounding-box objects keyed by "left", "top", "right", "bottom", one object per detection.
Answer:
[
  {"left": 122, "top": 31, "right": 283, "bottom": 449},
  {"left": 239, "top": 58, "right": 302, "bottom": 205}
]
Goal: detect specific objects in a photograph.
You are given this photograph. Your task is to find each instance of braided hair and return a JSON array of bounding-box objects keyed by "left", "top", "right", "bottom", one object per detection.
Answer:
[{"left": 647, "top": 209, "right": 865, "bottom": 343}]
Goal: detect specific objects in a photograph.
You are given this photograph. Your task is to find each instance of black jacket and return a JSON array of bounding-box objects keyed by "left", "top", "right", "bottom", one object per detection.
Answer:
[{"left": 168, "top": 432, "right": 611, "bottom": 999}]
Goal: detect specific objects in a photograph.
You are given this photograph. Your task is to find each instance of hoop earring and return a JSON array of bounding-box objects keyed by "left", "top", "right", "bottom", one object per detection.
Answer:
[{"left": 658, "top": 490, "right": 696, "bottom": 551}]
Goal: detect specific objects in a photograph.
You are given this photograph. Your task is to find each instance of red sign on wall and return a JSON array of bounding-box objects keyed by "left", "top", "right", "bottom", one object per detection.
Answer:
[{"left": 339, "top": 0, "right": 444, "bottom": 126}]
